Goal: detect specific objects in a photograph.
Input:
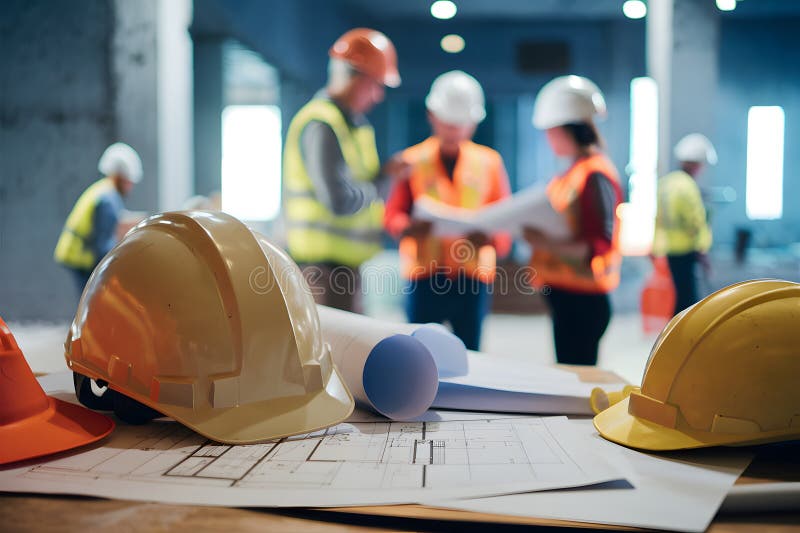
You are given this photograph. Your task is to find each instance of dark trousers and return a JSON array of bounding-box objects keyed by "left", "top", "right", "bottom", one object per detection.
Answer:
[
  {"left": 405, "top": 273, "right": 491, "bottom": 351},
  {"left": 667, "top": 252, "right": 699, "bottom": 315},
  {"left": 298, "top": 262, "right": 363, "bottom": 313},
  {"left": 544, "top": 288, "right": 611, "bottom": 366}
]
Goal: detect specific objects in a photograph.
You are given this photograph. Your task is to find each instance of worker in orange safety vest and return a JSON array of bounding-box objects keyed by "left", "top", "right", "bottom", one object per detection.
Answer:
[
  {"left": 384, "top": 71, "right": 512, "bottom": 350},
  {"left": 522, "top": 75, "right": 623, "bottom": 365}
]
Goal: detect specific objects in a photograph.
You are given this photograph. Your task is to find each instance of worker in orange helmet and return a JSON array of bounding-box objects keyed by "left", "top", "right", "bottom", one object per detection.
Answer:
[
  {"left": 384, "top": 71, "right": 512, "bottom": 350},
  {"left": 282, "top": 28, "right": 410, "bottom": 313},
  {"left": 522, "top": 75, "right": 623, "bottom": 366}
]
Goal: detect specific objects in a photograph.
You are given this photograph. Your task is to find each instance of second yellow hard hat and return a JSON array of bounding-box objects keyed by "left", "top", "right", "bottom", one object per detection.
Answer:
[{"left": 595, "top": 279, "right": 800, "bottom": 451}]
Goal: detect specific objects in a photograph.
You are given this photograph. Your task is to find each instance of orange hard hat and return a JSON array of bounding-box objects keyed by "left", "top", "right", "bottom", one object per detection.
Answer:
[
  {"left": 0, "top": 317, "right": 114, "bottom": 465},
  {"left": 329, "top": 28, "right": 401, "bottom": 88}
]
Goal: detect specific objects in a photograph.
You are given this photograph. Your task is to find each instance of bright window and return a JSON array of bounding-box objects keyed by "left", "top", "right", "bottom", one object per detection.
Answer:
[
  {"left": 619, "top": 76, "right": 659, "bottom": 255},
  {"left": 221, "top": 105, "right": 282, "bottom": 221},
  {"left": 746, "top": 106, "right": 784, "bottom": 220}
]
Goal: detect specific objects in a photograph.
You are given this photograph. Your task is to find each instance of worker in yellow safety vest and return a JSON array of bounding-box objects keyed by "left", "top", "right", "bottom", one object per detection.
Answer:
[
  {"left": 522, "top": 76, "right": 623, "bottom": 366},
  {"left": 54, "top": 142, "right": 142, "bottom": 296},
  {"left": 654, "top": 133, "right": 716, "bottom": 315},
  {"left": 384, "top": 71, "right": 512, "bottom": 350},
  {"left": 282, "top": 28, "right": 409, "bottom": 313}
]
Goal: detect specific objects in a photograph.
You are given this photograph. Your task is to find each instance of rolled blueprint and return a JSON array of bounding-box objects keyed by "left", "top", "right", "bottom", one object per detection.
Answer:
[
  {"left": 317, "top": 306, "right": 467, "bottom": 419},
  {"left": 413, "top": 185, "right": 571, "bottom": 240}
]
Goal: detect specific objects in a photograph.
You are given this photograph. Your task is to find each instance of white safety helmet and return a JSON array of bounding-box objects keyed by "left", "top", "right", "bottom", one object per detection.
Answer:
[
  {"left": 532, "top": 75, "right": 607, "bottom": 130},
  {"left": 98, "top": 142, "right": 143, "bottom": 183},
  {"left": 425, "top": 70, "right": 486, "bottom": 126},
  {"left": 674, "top": 133, "right": 718, "bottom": 165}
]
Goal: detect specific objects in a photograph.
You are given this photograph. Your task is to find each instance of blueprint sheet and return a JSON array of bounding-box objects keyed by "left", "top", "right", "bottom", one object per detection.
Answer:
[
  {"left": 432, "top": 420, "right": 753, "bottom": 533},
  {"left": 0, "top": 373, "right": 621, "bottom": 507}
]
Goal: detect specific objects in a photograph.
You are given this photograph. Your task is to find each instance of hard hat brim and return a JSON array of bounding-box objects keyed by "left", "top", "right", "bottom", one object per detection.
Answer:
[
  {"left": 0, "top": 397, "right": 114, "bottom": 465},
  {"left": 149, "top": 365, "right": 354, "bottom": 445},
  {"left": 593, "top": 397, "right": 800, "bottom": 451}
]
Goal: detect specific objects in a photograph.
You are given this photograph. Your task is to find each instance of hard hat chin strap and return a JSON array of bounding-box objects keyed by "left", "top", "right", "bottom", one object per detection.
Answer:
[{"left": 73, "top": 372, "right": 162, "bottom": 425}]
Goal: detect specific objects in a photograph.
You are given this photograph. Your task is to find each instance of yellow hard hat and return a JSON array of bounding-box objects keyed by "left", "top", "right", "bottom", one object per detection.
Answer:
[
  {"left": 65, "top": 211, "right": 353, "bottom": 444},
  {"left": 595, "top": 279, "right": 800, "bottom": 451}
]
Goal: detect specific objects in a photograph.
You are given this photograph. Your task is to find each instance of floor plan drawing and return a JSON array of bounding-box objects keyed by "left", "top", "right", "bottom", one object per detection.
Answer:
[
  {"left": 0, "top": 371, "right": 621, "bottom": 507},
  {"left": 18, "top": 418, "right": 587, "bottom": 490},
  {"left": 1, "top": 416, "right": 620, "bottom": 506}
]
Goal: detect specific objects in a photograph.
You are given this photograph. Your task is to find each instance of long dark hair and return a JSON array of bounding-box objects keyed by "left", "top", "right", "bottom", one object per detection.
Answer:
[{"left": 561, "top": 121, "right": 604, "bottom": 155}]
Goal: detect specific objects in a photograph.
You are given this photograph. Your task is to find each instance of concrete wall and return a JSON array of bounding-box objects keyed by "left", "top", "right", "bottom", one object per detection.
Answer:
[
  {"left": 1, "top": 0, "right": 116, "bottom": 321},
  {"left": 711, "top": 18, "right": 800, "bottom": 247},
  {"left": 0, "top": 0, "right": 193, "bottom": 321}
]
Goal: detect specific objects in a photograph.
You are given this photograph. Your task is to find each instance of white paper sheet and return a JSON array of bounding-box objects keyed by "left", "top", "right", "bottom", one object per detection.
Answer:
[
  {"left": 0, "top": 374, "right": 623, "bottom": 508},
  {"left": 431, "top": 419, "right": 753, "bottom": 533},
  {"left": 413, "top": 185, "right": 570, "bottom": 239},
  {"left": 433, "top": 351, "right": 627, "bottom": 415},
  {"left": 318, "top": 306, "right": 467, "bottom": 419}
]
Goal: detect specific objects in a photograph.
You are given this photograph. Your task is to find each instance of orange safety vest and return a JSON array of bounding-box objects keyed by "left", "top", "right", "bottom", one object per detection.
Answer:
[
  {"left": 399, "top": 137, "right": 510, "bottom": 283},
  {"left": 530, "top": 154, "right": 622, "bottom": 294}
]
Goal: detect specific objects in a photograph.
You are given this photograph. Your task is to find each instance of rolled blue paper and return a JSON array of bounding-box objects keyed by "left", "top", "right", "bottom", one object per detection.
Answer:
[
  {"left": 362, "top": 334, "right": 439, "bottom": 419},
  {"left": 411, "top": 324, "right": 469, "bottom": 377}
]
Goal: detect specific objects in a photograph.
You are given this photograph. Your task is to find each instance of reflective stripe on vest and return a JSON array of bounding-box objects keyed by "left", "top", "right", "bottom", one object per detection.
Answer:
[
  {"left": 54, "top": 178, "right": 115, "bottom": 270},
  {"left": 400, "top": 137, "right": 505, "bottom": 283},
  {"left": 653, "top": 170, "right": 712, "bottom": 256},
  {"left": 283, "top": 98, "right": 383, "bottom": 267},
  {"left": 530, "top": 154, "right": 622, "bottom": 294}
]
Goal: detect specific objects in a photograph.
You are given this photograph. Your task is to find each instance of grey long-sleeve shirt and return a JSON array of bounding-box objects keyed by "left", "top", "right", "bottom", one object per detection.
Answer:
[{"left": 299, "top": 95, "right": 387, "bottom": 216}]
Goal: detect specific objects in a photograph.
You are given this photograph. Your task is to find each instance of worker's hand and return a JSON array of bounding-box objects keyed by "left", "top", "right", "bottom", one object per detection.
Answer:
[
  {"left": 402, "top": 219, "right": 433, "bottom": 240},
  {"left": 465, "top": 231, "right": 490, "bottom": 249},
  {"left": 382, "top": 153, "right": 412, "bottom": 181},
  {"left": 522, "top": 227, "right": 549, "bottom": 249}
]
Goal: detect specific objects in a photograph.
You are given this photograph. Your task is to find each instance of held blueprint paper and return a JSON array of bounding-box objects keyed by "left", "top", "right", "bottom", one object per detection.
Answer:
[
  {"left": 0, "top": 373, "right": 623, "bottom": 507},
  {"left": 412, "top": 185, "right": 570, "bottom": 240}
]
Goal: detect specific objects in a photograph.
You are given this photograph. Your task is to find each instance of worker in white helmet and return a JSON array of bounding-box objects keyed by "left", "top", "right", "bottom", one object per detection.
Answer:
[
  {"left": 384, "top": 71, "right": 512, "bottom": 350},
  {"left": 54, "top": 142, "right": 143, "bottom": 295},
  {"left": 654, "top": 133, "right": 717, "bottom": 315},
  {"left": 523, "top": 75, "right": 623, "bottom": 366}
]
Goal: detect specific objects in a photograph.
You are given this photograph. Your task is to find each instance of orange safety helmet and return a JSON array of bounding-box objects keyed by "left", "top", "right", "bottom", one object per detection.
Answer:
[
  {"left": 65, "top": 211, "right": 354, "bottom": 445},
  {"left": 329, "top": 28, "right": 401, "bottom": 88},
  {"left": 0, "top": 317, "right": 114, "bottom": 465}
]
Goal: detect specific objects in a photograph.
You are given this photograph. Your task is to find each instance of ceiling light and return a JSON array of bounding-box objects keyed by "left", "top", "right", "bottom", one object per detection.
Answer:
[
  {"left": 622, "top": 0, "right": 647, "bottom": 19},
  {"left": 431, "top": 1, "right": 457, "bottom": 20},
  {"left": 716, "top": 0, "right": 736, "bottom": 11},
  {"left": 440, "top": 34, "right": 465, "bottom": 54}
]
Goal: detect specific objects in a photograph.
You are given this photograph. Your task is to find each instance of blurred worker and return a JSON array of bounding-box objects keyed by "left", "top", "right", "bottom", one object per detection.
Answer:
[
  {"left": 654, "top": 133, "right": 716, "bottom": 315},
  {"left": 54, "top": 142, "right": 142, "bottom": 296},
  {"left": 522, "top": 76, "right": 622, "bottom": 366},
  {"left": 283, "top": 28, "right": 408, "bottom": 312},
  {"left": 384, "top": 71, "right": 512, "bottom": 350}
]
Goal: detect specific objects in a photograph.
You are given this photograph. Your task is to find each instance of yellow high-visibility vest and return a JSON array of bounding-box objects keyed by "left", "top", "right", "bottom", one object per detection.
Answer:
[
  {"left": 654, "top": 170, "right": 712, "bottom": 256},
  {"left": 282, "top": 98, "right": 383, "bottom": 267},
  {"left": 54, "top": 178, "right": 115, "bottom": 270}
]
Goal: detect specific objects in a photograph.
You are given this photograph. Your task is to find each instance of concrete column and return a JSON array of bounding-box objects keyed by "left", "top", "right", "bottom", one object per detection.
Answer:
[
  {"left": 192, "top": 36, "right": 224, "bottom": 198},
  {"left": 669, "top": 0, "right": 720, "bottom": 163},
  {"left": 111, "top": 0, "right": 159, "bottom": 212},
  {"left": 157, "top": 0, "right": 194, "bottom": 211},
  {"left": 647, "top": 0, "right": 674, "bottom": 177},
  {"left": 647, "top": 0, "right": 720, "bottom": 175}
]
